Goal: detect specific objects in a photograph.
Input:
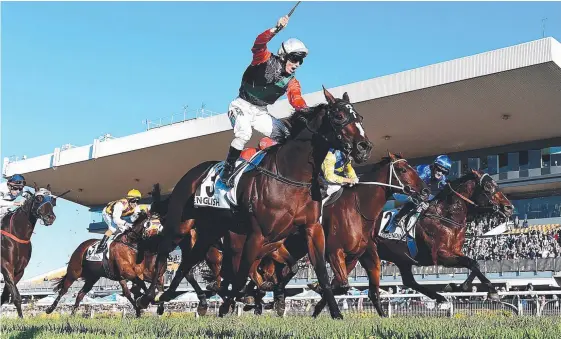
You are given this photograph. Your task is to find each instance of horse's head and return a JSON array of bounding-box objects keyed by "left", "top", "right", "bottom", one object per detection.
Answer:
[
  {"left": 386, "top": 152, "right": 430, "bottom": 201},
  {"left": 143, "top": 214, "right": 163, "bottom": 239},
  {"left": 29, "top": 184, "right": 57, "bottom": 226},
  {"left": 470, "top": 169, "right": 514, "bottom": 219},
  {"left": 322, "top": 87, "right": 372, "bottom": 164}
]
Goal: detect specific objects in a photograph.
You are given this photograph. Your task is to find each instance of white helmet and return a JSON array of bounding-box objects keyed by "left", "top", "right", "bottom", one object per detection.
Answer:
[{"left": 277, "top": 38, "right": 309, "bottom": 60}]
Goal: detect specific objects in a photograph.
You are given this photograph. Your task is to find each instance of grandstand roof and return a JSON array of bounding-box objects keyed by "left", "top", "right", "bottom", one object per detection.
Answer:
[{"left": 3, "top": 37, "right": 561, "bottom": 206}]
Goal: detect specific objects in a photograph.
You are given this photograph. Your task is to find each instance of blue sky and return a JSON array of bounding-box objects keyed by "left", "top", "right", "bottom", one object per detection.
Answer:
[{"left": 2, "top": 1, "right": 560, "bottom": 279}]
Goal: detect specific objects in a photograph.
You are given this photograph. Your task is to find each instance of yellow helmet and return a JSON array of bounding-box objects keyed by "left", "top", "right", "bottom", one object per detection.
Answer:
[{"left": 126, "top": 189, "right": 142, "bottom": 200}]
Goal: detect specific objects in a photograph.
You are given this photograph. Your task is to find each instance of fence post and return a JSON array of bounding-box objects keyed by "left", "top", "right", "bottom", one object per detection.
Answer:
[
  {"left": 535, "top": 295, "right": 541, "bottom": 317},
  {"left": 388, "top": 299, "right": 392, "bottom": 318},
  {"left": 449, "top": 301, "right": 454, "bottom": 318}
]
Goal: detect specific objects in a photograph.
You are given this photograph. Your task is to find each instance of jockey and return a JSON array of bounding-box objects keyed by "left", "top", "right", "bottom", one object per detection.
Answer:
[
  {"left": 0, "top": 174, "right": 26, "bottom": 217},
  {"left": 392, "top": 155, "right": 452, "bottom": 228},
  {"left": 96, "top": 189, "right": 144, "bottom": 254},
  {"left": 219, "top": 15, "right": 308, "bottom": 188},
  {"left": 320, "top": 148, "right": 359, "bottom": 211},
  {"left": 240, "top": 137, "right": 278, "bottom": 161}
]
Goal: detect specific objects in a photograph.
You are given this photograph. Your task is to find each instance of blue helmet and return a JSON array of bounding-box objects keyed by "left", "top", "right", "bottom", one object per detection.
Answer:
[
  {"left": 8, "top": 174, "right": 26, "bottom": 187},
  {"left": 434, "top": 155, "right": 452, "bottom": 173}
]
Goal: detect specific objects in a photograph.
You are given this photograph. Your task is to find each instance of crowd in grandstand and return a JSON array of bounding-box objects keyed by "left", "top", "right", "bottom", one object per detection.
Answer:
[{"left": 464, "top": 228, "right": 561, "bottom": 261}]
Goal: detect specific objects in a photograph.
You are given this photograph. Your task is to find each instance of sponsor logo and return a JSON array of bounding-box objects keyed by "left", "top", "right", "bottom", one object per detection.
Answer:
[{"left": 195, "top": 196, "right": 220, "bottom": 207}]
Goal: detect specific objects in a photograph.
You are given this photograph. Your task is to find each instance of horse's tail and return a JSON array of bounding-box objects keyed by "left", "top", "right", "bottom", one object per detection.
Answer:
[
  {"left": 52, "top": 274, "right": 68, "bottom": 293},
  {"left": 165, "top": 161, "right": 217, "bottom": 236}
]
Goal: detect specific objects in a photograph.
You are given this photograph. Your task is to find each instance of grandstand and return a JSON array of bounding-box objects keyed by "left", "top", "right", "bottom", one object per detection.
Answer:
[{"left": 3, "top": 37, "right": 561, "bottom": 294}]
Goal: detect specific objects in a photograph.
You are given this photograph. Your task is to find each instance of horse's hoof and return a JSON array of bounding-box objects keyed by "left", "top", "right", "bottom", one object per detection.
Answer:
[
  {"left": 243, "top": 305, "right": 254, "bottom": 312},
  {"left": 260, "top": 282, "right": 274, "bottom": 291},
  {"left": 45, "top": 307, "right": 54, "bottom": 315},
  {"left": 330, "top": 311, "right": 343, "bottom": 320},
  {"left": 157, "top": 304, "right": 165, "bottom": 316},
  {"left": 219, "top": 302, "right": 231, "bottom": 317},
  {"left": 243, "top": 296, "right": 255, "bottom": 305},
  {"left": 197, "top": 303, "right": 208, "bottom": 316},
  {"left": 254, "top": 306, "right": 262, "bottom": 316}
]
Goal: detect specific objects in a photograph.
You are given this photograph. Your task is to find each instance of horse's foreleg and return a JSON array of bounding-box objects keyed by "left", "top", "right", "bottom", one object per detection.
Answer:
[
  {"left": 185, "top": 267, "right": 209, "bottom": 316},
  {"left": 119, "top": 280, "right": 141, "bottom": 317},
  {"left": 0, "top": 287, "right": 9, "bottom": 305},
  {"left": 359, "top": 242, "right": 386, "bottom": 317},
  {"left": 71, "top": 278, "right": 99, "bottom": 316},
  {"left": 137, "top": 235, "right": 177, "bottom": 309},
  {"left": 305, "top": 222, "right": 342, "bottom": 320},
  {"left": 398, "top": 265, "right": 447, "bottom": 303},
  {"left": 1, "top": 265, "right": 23, "bottom": 318}
]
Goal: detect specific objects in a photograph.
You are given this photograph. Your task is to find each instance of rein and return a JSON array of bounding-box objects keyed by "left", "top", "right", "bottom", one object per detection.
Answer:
[{"left": 447, "top": 183, "right": 478, "bottom": 207}]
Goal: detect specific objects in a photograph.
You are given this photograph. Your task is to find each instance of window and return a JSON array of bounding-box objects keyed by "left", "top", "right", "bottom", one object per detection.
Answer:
[
  {"left": 529, "top": 150, "right": 541, "bottom": 169},
  {"left": 498, "top": 153, "right": 509, "bottom": 173},
  {"left": 508, "top": 152, "right": 519, "bottom": 171},
  {"left": 487, "top": 155, "right": 498, "bottom": 175}
]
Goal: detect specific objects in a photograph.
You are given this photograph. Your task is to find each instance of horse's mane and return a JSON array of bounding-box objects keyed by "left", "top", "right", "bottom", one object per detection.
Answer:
[
  {"left": 432, "top": 170, "right": 479, "bottom": 202},
  {"left": 282, "top": 104, "right": 328, "bottom": 137}
]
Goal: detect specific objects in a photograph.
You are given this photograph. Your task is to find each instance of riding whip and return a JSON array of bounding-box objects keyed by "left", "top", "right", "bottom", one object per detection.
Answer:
[{"left": 274, "top": 1, "right": 302, "bottom": 33}]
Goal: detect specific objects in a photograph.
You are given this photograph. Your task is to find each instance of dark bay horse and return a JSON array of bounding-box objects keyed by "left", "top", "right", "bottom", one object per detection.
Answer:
[
  {"left": 46, "top": 211, "right": 165, "bottom": 317},
  {"left": 138, "top": 88, "right": 373, "bottom": 319},
  {"left": 1, "top": 187, "right": 57, "bottom": 318},
  {"left": 366, "top": 169, "right": 513, "bottom": 316}
]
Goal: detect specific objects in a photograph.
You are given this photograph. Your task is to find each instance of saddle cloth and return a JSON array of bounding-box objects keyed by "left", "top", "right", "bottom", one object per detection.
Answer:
[
  {"left": 194, "top": 151, "right": 267, "bottom": 209},
  {"left": 85, "top": 238, "right": 114, "bottom": 262},
  {"left": 377, "top": 209, "right": 419, "bottom": 258}
]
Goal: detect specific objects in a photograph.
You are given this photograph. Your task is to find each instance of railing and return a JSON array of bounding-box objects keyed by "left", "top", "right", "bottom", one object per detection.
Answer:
[
  {"left": 143, "top": 106, "right": 223, "bottom": 131},
  {"left": 3, "top": 291, "right": 560, "bottom": 318}
]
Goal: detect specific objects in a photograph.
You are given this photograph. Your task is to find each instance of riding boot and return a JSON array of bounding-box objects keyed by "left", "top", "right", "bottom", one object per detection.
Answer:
[
  {"left": 219, "top": 146, "right": 242, "bottom": 188},
  {"left": 96, "top": 235, "right": 109, "bottom": 254},
  {"left": 393, "top": 202, "right": 416, "bottom": 228}
]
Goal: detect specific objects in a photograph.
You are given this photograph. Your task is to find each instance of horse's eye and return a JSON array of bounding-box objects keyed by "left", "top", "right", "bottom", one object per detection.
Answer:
[{"left": 36, "top": 196, "right": 44, "bottom": 202}]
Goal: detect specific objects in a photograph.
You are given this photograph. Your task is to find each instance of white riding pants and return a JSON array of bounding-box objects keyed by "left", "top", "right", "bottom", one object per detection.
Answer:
[{"left": 228, "top": 97, "right": 276, "bottom": 151}]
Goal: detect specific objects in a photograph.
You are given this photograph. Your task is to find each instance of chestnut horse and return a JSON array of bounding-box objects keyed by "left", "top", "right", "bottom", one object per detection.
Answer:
[
  {"left": 138, "top": 88, "right": 372, "bottom": 319},
  {"left": 46, "top": 211, "right": 165, "bottom": 317},
  {"left": 1, "top": 187, "right": 57, "bottom": 318}
]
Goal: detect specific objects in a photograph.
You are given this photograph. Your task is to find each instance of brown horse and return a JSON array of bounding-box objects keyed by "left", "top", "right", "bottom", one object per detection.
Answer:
[
  {"left": 362, "top": 169, "right": 513, "bottom": 315},
  {"left": 138, "top": 88, "right": 373, "bottom": 320},
  {"left": 45, "top": 211, "right": 165, "bottom": 317},
  {"left": 1, "top": 187, "right": 57, "bottom": 318},
  {"left": 235, "top": 153, "right": 431, "bottom": 316}
]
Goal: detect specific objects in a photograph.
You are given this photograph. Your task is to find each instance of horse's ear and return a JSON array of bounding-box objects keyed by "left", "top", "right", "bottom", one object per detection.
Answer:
[
  {"left": 322, "top": 85, "right": 336, "bottom": 105},
  {"left": 33, "top": 182, "right": 38, "bottom": 192},
  {"left": 388, "top": 152, "right": 396, "bottom": 161},
  {"left": 470, "top": 169, "right": 481, "bottom": 177},
  {"left": 342, "top": 92, "right": 350, "bottom": 103},
  {"left": 46, "top": 184, "right": 51, "bottom": 192}
]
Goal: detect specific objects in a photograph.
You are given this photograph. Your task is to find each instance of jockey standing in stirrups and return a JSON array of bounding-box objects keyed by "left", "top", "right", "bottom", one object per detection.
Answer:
[
  {"left": 95, "top": 189, "right": 144, "bottom": 254},
  {"left": 391, "top": 155, "right": 452, "bottom": 228},
  {"left": 218, "top": 15, "right": 308, "bottom": 188},
  {"left": 0, "top": 174, "right": 26, "bottom": 218},
  {"left": 319, "top": 148, "right": 359, "bottom": 217}
]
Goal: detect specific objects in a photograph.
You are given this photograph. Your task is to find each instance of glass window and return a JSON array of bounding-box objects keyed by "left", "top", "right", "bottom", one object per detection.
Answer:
[
  {"left": 450, "top": 160, "right": 460, "bottom": 180},
  {"left": 487, "top": 155, "right": 498, "bottom": 175},
  {"left": 479, "top": 156, "right": 488, "bottom": 173},
  {"left": 542, "top": 148, "right": 550, "bottom": 168},
  {"left": 511, "top": 195, "right": 561, "bottom": 219},
  {"left": 508, "top": 152, "right": 519, "bottom": 171},
  {"left": 498, "top": 153, "right": 509, "bottom": 173},
  {"left": 519, "top": 150, "right": 529, "bottom": 171},
  {"left": 529, "top": 150, "right": 541, "bottom": 169}
]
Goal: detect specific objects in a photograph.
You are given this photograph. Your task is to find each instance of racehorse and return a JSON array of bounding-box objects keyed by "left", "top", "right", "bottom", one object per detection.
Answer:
[
  {"left": 362, "top": 169, "right": 513, "bottom": 316},
  {"left": 137, "top": 88, "right": 373, "bottom": 320},
  {"left": 1, "top": 186, "right": 57, "bottom": 318},
  {"left": 46, "top": 211, "right": 165, "bottom": 317}
]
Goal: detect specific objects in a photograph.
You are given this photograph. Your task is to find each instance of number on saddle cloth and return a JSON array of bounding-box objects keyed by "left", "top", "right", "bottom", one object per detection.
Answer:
[{"left": 195, "top": 151, "right": 268, "bottom": 209}]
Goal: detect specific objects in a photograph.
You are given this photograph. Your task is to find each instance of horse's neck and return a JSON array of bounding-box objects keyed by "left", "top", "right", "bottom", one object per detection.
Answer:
[
  {"left": 357, "top": 164, "right": 392, "bottom": 220},
  {"left": 435, "top": 180, "right": 476, "bottom": 226},
  {"left": 275, "top": 133, "right": 328, "bottom": 183},
  {"left": 5, "top": 209, "right": 37, "bottom": 241}
]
